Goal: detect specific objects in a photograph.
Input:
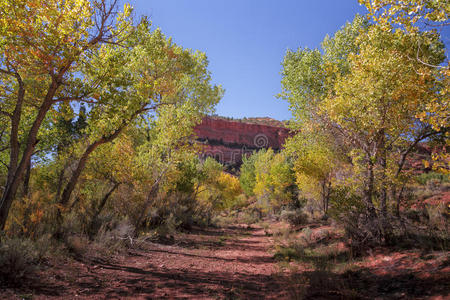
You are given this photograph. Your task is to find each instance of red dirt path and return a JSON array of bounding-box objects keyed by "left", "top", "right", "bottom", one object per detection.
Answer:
[
  {"left": 7, "top": 225, "right": 288, "bottom": 299},
  {"left": 2, "top": 223, "right": 449, "bottom": 299}
]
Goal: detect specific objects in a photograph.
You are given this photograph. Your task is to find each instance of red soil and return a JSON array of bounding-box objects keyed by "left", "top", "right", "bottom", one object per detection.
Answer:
[
  {"left": 2, "top": 223, "right": 449, "bottom": 299},
  {"left": 4, "top": 226, "right": 288, "bottom": 299}
]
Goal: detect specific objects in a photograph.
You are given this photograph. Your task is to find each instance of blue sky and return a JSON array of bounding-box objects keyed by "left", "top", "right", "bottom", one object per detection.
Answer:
[{"left": 127, "top": 1, "right": 369, "bottom": 121}]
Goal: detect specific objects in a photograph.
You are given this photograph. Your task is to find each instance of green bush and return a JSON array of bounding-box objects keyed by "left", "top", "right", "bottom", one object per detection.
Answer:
[
  {"left": 239, "top": 210, "right": 261, "bottom": 224},
  {"left": 155, "top": 213, "right": 180, "bottom": 238},
  {"left": 416, "top": 172, "right": 448, "bottom": 186},
  {"left": 280, "top": 209, "right": 309, "bottom": 226},
  {"left": 328, "top": 187, "right": 364, "bottom": 220}
]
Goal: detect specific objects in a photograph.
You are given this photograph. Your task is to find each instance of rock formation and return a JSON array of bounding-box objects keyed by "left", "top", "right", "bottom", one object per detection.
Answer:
[{"left": 194, "top": 116, "right": 292, "bottom": 167}]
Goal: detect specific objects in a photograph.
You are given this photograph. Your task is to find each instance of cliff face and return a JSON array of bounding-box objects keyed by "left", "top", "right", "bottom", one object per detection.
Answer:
[{"left": 194, "top": 116, "right": 292, "bottom": 166}]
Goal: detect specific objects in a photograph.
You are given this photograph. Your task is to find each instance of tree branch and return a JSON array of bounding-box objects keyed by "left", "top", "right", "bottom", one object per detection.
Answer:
[{"left": 0, "top": 109, "right": 12, "bottom": 118}]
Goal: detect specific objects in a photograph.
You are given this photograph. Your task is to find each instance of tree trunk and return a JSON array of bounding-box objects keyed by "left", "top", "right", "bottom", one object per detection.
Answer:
[
  {"left": 55, "top": 162, "right": 68, "bottom": 201},
  {"left": 22, "top": 159, "right": 31, "bottom": 197},
  {"left": 6, "top": 78, "right": 25, "bottom": 187},
  {"left": 325, "top": 180, "right": 331, "bottom": 215},
  {"left": 59, "top": 107, "right": 144, "bottom": 207},
  {"left": 379, "top": 146, "right": 393, "bottom": 243},
  {"left": 88, "top": 182, "right": 120, "bottom": 237},
  {"left": 379, "top": 136, "right": 387, "bottom": 218},
  {"left": 395, "top": 185, "right": 405, "bottom": 217},
  {"left": 363, "top": 160, "right": 377, "bottom": 219},
  {"left": 59, "top": 140, "right": 103, "bottom": 206},
  {"left": 134, "top": 179, "right": 161, "bottom": 237},
  {"left": 0, "top": 82, "right": 57, "bottom": 230},
  {"left": 321, "top": 179, "right": 331, "bottom": 216},
  {"left": 362, "top": 159, "right": 384, "bottom": 244}
]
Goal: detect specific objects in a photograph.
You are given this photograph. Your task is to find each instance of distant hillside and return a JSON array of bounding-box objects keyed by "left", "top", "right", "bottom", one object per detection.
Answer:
[{"left": 194, "top": 116, "right": 292, "bottom": 168}]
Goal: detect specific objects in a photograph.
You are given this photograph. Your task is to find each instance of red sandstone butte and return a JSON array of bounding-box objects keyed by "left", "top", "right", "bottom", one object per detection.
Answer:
[{"left": 193, "top": 116, "right": 292, "bottom": 165}]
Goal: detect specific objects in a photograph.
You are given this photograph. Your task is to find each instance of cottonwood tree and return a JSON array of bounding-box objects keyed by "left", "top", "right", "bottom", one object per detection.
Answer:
[
  {"left": 284, "top": 129, "right": 343, "bottom": 216},
  {"left": 280, "top": 16, "right": 446, "bottom": 242},
  {"left": 131, "top": 101, "right": 220, "bottom": 235},
  {"left": 239, "top": 153, "right": 258, "bottom": 197},
  {"left": 323, "top": 26, "right": 444, "bottom": 224},
  {"left": 57, "top": 19, "right": 222, "bottom": 211},
  {"left": 0, "top": 0, "right": 128, "bottom": 230},
  {"left": 0, "top": 0, "right": 222, "bottom": 230},
  {"left": 251, "top": 149, "right": 297, "bottom": 211},
  {"left": 359, "top": 0, "right": 449, "bottom": 173}
]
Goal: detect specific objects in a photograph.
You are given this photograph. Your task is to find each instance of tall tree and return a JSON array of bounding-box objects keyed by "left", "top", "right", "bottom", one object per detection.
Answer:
[
  {"left": 57, "top": 20, "right": 222, "bottom": 208},
  {"left": 0, "top": 1, "right": 223, "bottom": 230},
  {"left": 284, "top": 129, "right": 343, "bottom": 215},
  {"left": 0, "top": 0, "right": 127, "bottom": 229},
  {"left": 359, "top": 0, "right": 449, "bottom": 173},
  {"left": 280, "top": 15, "right": 446, "bottom": 241}
]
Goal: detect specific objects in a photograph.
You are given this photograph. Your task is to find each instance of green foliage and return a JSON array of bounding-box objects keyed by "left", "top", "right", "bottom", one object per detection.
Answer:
[
  {"left": 280, "top": 209, "right": 309, "bottom": 226},
  {"left": 328, "top": 187, "right": 364, "bottom": 220},
  {"left": 360, "top": 0, "right": 449, "bottom": 173},
  {"left": 415, "top": 172, "right": 449, "bottom": 186},
  {"left": 197, "top": 158, "right": 243, "bottom": 216},
  {"left": 359, "top": 0, "right": 449, "bottom": 31},
  {"left": 280, "top": 10, "right": 447, "bottom": 245},
  {"left": 285, "top": 129, "right": 343, "bottom": 216},
  {"left": 241, "top": 149, "right": 297, "bottom": 212},
  {"left": 279, "top": 15, "right": 368, "bottom": 126},
  {"left": 0, "top": 0, "right": 223, "bottom": 232},
  {"left": 239, "top": 153, "right": 257, "bottom": 196}
]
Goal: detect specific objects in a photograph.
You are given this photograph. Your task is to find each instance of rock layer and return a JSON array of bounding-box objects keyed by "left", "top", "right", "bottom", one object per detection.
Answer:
[{"left": 194, "top": 116, "right": 291, "bottom": 166}]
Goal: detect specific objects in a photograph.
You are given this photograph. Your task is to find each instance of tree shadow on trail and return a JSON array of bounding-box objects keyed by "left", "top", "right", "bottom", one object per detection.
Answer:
[
  {"left": 86, "top": 260, "right": 286, "bottom": 299},
  {"left": 5, "top": 224, "right": 283, "bottom": 299},
  {"left": 283, "top": 267, "right": 450, "bottom": 300}
]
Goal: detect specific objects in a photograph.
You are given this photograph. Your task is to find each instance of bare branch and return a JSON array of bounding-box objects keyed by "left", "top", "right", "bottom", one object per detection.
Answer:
[{"left": 415, "top": 40, "right": 447, "bottom": 69}]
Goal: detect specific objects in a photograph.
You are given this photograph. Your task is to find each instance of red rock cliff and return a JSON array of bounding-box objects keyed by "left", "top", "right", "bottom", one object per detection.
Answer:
[{"left": 193, "top": 116, "right": 292, "bottom": 166}]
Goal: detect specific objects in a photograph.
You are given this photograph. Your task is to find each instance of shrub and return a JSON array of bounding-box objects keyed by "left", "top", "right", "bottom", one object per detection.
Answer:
[
  {"left": 314, "top": 228, "right": 330, "bottom": 241},
  {"left": 233, "top": 194, "right": 249, "bottom": 210},
  {"left": 274, "top": 244, "right": 304, "bottom": 262},
  {"left": 328, "top": 187, "right": 364, "bottom": 220},
  {"left": 426, "top": 203, "right": 448, "bottom": 231},
  {"left": 95, "top": 219, "right": 135, "bottom": 251},
  {"left": 65, "top": 234, "right": 89, "bottom": 257},
  {"left": 280, "top": 209, "right": 308, "bottom": 226},
  {"left": 340, "top": 211, "right": 386, "bottom": 254},
  {"left": 301, "top": 227, "right": 313, "bottom": 244},
  {"left": 0, "top": 237, "right": 39, "bottom": 285},
  {"left": 5, "top": 191, "right": 59, "bottom": 238},
  {"left": 416, "top": 172, "right": 448, "bottom": 186},
  {"left": 155, "top": 213, "right": 180, "bottom": 238}
]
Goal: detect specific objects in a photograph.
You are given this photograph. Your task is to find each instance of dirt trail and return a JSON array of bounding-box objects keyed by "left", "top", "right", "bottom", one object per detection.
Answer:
[
  {"left": 5, "top": 223, "right": 449, "bottom": 299},
  {"left": 21, "top": 225, "right": 288, "bottom": 299}
]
